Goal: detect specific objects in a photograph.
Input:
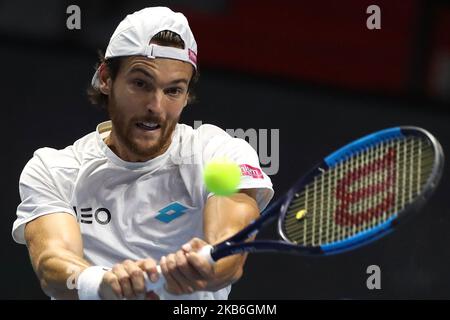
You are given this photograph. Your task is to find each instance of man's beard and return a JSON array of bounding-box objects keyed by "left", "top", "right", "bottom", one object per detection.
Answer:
[{"left": 107, "top": 99, "right": 177, "bottom": 160}]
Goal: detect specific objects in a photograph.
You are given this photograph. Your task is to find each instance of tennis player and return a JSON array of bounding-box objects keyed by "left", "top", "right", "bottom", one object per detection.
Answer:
[{"left": 12, "top": 7, "right": 273, "bottom": 300}]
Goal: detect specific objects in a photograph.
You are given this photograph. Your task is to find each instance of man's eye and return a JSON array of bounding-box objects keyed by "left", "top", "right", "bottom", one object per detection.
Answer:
[
  {"left": 166, "top": 87, "right": 184, "bottom": 96},
  {"left": 133, "top": 79, "right": 147, "bottom": 88}
]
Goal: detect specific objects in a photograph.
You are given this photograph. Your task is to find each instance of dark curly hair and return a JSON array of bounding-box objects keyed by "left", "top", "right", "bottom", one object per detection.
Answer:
[{"left": 87, "top": 30, "right": 199, "bottom": 109}]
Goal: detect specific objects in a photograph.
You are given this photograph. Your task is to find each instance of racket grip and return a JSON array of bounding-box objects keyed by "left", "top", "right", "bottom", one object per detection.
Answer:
[
  {"left": 198, "top": 244, "right": 215, "bottom": 264},
  {"left": 144, "top": 244, "right": 215, "bottom": 292},
  {"left": 144, "top": 265, "right": 164, "bottom": 291}
]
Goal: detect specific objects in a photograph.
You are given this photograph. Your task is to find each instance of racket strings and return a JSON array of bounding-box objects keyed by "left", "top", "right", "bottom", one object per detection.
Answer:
[
  {"left": 286, "top": 147, "right": 432, "bottom": 221},
  {"left": 283, "top": 136, "right": 434, "bottom": 247},
  {"left": 286, "top": 143, "right": 433, "bottom": 203},
  {"left": 289, "top": 138, "right": 433, "bottom": 245},
  {"left": 288, "top": 140, "right": 432, "bottom": 242}
]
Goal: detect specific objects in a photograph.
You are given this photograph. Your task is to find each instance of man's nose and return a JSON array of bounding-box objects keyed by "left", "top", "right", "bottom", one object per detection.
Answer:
[{"left": 145, "top": 89, "right": 163, "bottom": 113}]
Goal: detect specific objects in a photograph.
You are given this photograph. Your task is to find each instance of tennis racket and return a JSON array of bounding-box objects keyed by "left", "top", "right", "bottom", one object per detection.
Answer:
[{"left": 145, "top": 126, "right": 444, "bottom": 291}]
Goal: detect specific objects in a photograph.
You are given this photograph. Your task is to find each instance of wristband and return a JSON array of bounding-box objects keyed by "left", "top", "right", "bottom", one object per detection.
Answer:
[{"left": 77, "top": 266, "right": 109, "bottom": 300}]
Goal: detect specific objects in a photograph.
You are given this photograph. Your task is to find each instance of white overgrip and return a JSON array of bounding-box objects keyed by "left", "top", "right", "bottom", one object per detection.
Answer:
[
  {"left": 144, "top": 265, "right": 165, "bottom": 291},
  {"left": 197, "top": 244, "right": 215, "bottom": 264}
]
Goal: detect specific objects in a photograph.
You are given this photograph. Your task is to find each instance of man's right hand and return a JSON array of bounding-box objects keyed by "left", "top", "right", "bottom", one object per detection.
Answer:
[{"left": 99, "top": 258, "right": 160, "bottom": 300}]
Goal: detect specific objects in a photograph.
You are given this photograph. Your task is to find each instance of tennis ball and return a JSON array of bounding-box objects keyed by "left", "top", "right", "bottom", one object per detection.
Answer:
[{"left": 203, "top": 158, "right": 241, "bottom": 196}]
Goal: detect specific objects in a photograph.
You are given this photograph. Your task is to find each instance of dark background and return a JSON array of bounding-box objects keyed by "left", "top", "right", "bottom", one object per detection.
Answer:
[{"left": 1, "top": 0, "right": 449, "bottom": 299}]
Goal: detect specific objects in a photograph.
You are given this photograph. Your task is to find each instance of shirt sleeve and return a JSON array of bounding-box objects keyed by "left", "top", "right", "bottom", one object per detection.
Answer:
[
  {"left": 12, "top": 149, "right": 77, "bottom": 244},
  {"left": 199, "top": 124, "right": 275, "bottom": 212}
]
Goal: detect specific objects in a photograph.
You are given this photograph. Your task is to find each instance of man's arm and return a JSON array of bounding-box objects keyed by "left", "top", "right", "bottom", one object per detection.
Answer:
[
  {"left": 202, "top": 189, "right": 259, "bottom": 289},
  {"left": 159, "top": 189, "right": 260, "bottom": 294},
  {"left": 25, "top": 213, "right": 160, "bottom": 300},
  {"left": 24, "top": 213, "right": 90, "bottom": 299}
]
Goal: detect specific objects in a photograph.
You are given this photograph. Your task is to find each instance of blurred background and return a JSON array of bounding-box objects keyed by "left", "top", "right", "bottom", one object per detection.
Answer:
[{"left": 1, "top": 0, "right": 449, "bottom": 299}]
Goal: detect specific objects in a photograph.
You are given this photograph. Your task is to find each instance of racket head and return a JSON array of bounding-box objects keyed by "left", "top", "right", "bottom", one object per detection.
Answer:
[{"left": 277, "top": 126, "right": 444, "bottom": 255}]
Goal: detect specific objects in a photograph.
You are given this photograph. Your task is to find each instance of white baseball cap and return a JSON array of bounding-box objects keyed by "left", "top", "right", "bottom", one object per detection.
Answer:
[{"left": 91, "top": 6, "right": 198, "bottom": 88}]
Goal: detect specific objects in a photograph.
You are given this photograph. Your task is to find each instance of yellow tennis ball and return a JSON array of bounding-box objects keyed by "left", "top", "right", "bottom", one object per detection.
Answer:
[{"left": 203, "top": 158, "right": 241, "bottom": 196}]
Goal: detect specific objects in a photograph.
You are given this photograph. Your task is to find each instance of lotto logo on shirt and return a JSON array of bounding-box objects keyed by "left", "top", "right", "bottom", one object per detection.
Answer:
[
  {"left": 240, "top": 164, "right": 264, "bottom": 179},
  {"left": 155, "top": 202, "right": 189, "bottom": 223}
]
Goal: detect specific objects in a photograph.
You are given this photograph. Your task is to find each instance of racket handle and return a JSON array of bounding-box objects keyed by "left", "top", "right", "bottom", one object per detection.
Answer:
[{"left": 144, "top": 244, "right": 215, "bottom": 292}]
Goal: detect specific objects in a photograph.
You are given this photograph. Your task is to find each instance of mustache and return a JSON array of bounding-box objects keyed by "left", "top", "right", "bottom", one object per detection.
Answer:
[{"left": 133, "top": 117, "right": 164, "bottom": 124}]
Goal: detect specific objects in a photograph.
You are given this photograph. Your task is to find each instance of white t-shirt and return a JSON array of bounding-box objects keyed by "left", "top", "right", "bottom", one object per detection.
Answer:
[{"left": 12, "top": 121, "right": 274, "bottom": 300}]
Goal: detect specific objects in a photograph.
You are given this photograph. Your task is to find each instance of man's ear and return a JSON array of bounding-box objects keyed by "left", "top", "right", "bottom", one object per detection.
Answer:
[{"left": 98, "top": 63, "right": 112, "bottom": 95}]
